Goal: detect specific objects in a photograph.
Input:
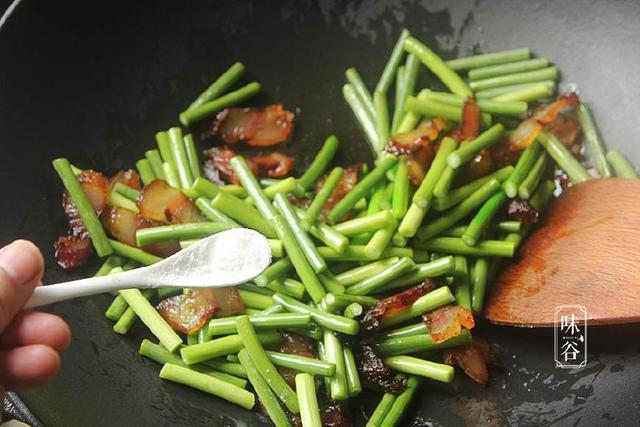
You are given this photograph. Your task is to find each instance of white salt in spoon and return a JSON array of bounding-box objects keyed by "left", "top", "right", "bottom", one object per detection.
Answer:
[{"left": 25, "top": 228, "right": 271, "bottom": 309}]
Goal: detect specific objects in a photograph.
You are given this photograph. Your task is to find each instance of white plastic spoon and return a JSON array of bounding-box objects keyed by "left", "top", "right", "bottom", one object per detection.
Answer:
[{"left": 25, "top": 228, "right": 272, "bottom": 309}]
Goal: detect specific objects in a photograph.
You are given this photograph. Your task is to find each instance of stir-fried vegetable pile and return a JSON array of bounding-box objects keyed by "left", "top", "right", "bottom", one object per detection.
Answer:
[{"left": 51, "top": 28, "right": 638, "bottom": 427}]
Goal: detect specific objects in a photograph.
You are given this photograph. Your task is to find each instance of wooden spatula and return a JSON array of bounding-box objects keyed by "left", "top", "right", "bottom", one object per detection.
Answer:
[{"left": 484, "top": 178, "right": 640, "bottom": 327}]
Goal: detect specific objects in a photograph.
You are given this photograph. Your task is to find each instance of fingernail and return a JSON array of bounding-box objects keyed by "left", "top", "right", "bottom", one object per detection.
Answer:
[{"left": 0, "top": 240, "right": 43, "bottom": 286}]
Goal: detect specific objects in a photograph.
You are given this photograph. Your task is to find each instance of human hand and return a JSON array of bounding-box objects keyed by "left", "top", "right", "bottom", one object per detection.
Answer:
[{"left": 0, "top": 240, "right": 71, "bottom": 400}]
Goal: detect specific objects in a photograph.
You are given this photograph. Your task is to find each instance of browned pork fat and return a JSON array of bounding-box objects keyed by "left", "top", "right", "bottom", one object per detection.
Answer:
[
  {"left": 76, "top": 170, "right": 110, "bottom": 211},
  {"left": 156, "top": 289, "right": 221, "bottom": 334},
  {"left": 211, "top": 104, "right": 294, "bottom": 146},
  {"left": 165, "top": 192, "right": 206, "bottom": 224},
  {"left": 509, "top": 93, "right": 580, "bottom": 150},
  {"left": 208, "top": 287, "right": 245, "bottom": 317},
  {"left": 102, "top": 205, "right": 138, "bottom": 247},
  {"left": 109, "top": 169, "right": 141, "bottom": 191},
  {"left": 422, "top": 304, "right": 475, "bottom": 344},
  {"left": 138, "top": 180, "right": 204, "bottom": 224}
]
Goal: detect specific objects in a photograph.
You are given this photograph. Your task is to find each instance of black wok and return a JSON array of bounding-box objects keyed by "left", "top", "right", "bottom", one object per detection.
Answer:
[{"left": 1, "top": 0, "right": 639, "bottom": 425}]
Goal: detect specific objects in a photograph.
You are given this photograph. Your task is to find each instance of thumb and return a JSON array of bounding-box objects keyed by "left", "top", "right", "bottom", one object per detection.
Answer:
[{"left": 0, "top": 240, "right": 44, "bottom": 332}]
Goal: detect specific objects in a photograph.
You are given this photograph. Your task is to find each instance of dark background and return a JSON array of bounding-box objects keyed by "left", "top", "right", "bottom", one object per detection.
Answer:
[
  {"left": 0, "top": 0, "right": 13, "bottom": 15},
  {"left": 1, "top": 0, "right": 639, "bottom": 426}
]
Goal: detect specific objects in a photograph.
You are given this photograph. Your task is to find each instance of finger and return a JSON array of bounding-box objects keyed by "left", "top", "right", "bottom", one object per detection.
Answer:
[
  {"left": 0, "top": 344, "right": 60, "bottom": 390},
  {"left": 0, "top": 240, "right": 45, "bottom": 331},
  {"left": 0, "top": 311, "right": 71, "bottom": 352}
]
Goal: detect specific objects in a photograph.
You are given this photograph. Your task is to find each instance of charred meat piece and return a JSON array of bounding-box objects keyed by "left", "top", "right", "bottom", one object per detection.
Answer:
[
  {"left": 287, "top": 194, "right": 312, "bottom": 210},
  {"left": 360, "top": 280, "right": 436, "bottom": 332},
  {"left": 62, "top": 191, "right": 88, "bottom": 238},
  {"left": 54, "top": 235, "right": 93, "bottom": 270},
  {"left": 165, "top": 192, "right": 206, "bottom": 224},
  {"left": 203, "top": 147, "right": 238, "bottom": 184},
  {"left": 406, "top": 143, "right": 436, "bottom": 186},
  {"left": 383, "top": 119, "right": 447, "bottom": 156},
  {"left": 278, "top": 367, "right": 299, "bottom": 390},
  {"left": 56, "top": 169, "right": 111, "bottom": 269},
  {"left": 62, "top": 170, "right": 110, "bottom": 237},
  {"left": 321, "top": 401, "right": 353, "bottom": 427},
  {"left": 134, "top": 214, "right": 181, "bottom": 257},
  {"left": 544, "top": 114, "right": 581, "bottom": 148},
  {"left": 249, "top": 152, "right": 295, "bottom": 179},
  {"left": 279, "top": 331, "right": 316, "bottom": 358},
  {"left": 384, "top": 119, "right": 448, "bottom": 185},
  {"left": 489, "top": 140, "right": 521, "bottom": 169},
  {"left": 449, "top": 96, "right": 480, "bottom": 141},
  {"left": 507, "top": 198, "right": 539, "bottom": 226},
  {"left": 102, "top": 205, "right": 180, "bottom": 257},
  {"left": 357, "top": 342, "right": 407, "bottom": 394},
  {"left": 277, "top": 332, "right": 317, "bottom": 388},
  {"left": 141, "top": 239, "right": 181, "bottom": 258},
  {"left": 274, "top": 399, "right": 353, "bottom": 427},
  {"left": 458, "top": 149, "right": 495, "bottom": 183},
  {"left": 202, "top": 147, "right": 295, "bottom": 185},
  {"left": 314, "top": 164, "right": 362, "bottom": 221},
  {"left": 509, "top": 118, "right": 542, "bottom": 151},
  {"left": 210, "top": 104, "right": 294, "bottom": 146},
  {"left": 138, "top": 180, "right": 205, "bottom": 224}
]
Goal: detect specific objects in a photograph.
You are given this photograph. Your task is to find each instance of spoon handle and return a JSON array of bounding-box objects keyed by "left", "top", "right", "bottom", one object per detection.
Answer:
[{"left": 25, "top": 270, "right": 143, "bottom": 309}]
